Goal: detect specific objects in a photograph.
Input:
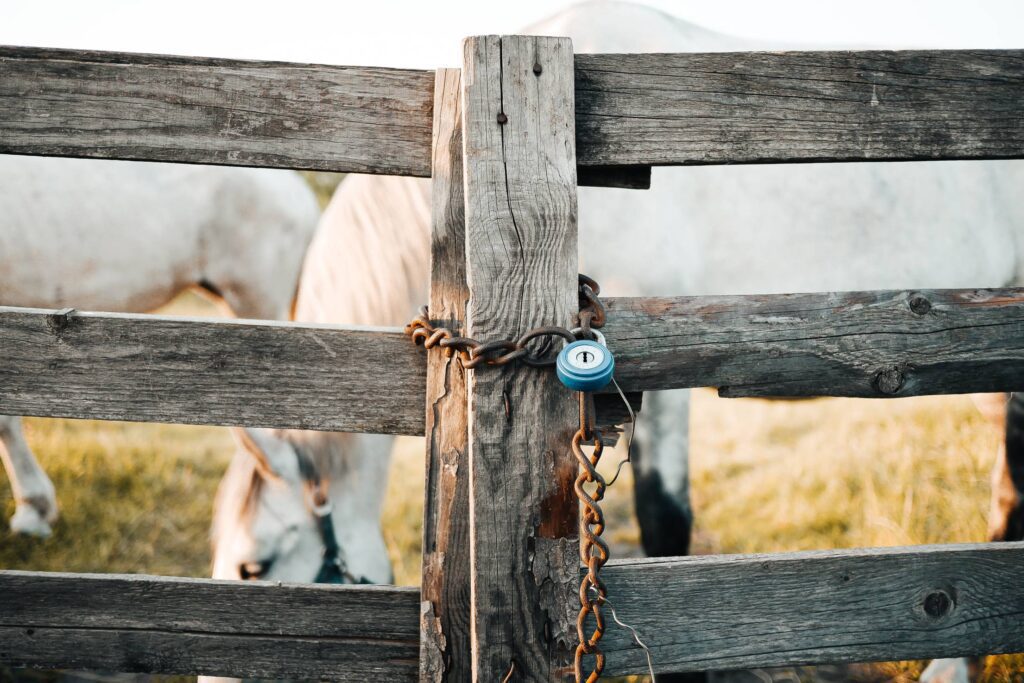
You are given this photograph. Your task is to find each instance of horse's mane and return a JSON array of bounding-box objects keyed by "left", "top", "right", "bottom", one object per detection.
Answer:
[{"left": 210, "top": 447, "right": 266, "bottom": 551}]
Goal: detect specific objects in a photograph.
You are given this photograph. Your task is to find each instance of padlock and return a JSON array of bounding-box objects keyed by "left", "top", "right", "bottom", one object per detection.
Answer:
[{"left": 556, "top": 332, "right": 614, "bottom": 392}]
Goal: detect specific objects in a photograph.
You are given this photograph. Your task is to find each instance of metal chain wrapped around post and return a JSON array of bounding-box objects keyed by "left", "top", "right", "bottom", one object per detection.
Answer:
[
  {"left": 405, "top": 274, "right": 605, "bottom": 368},
  {"left": 406, "top": 274, "right": 613, "bottom": 682}
]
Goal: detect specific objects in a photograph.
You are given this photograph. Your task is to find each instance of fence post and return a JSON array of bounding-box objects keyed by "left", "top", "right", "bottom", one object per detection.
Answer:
[
  {"left": 460, "top": 35, "right": 581, "bottom": 680},
  {"left": 420, "top": 67, "right": 472, "bottom": 682}
]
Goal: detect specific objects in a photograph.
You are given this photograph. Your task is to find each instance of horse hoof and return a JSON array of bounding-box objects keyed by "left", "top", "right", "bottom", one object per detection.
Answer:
[
  {"left": 920, "top": 658, "right": 970, "bottom": 683},
  {"left": 10, "top": 503, "right": 53, "bottom": 537},
  {"left": 24, "top": 482, "right": 59, "bottom": 524}
]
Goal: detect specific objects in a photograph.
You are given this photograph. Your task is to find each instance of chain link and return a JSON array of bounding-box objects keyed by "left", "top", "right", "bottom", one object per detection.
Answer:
[{"left": 404, "top": 274, "right": 605, "bottom": 367}]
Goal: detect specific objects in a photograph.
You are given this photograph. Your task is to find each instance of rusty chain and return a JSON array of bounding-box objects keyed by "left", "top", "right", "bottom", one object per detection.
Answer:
[
  {"left": 405, "top": 273, "right": 612, "bottom": 682},
  {"left": 574, "top": 392, "right": 609, "bottom": 682},
  {"left": 404, "top": 274, "right": 606, "bottom": 367}
]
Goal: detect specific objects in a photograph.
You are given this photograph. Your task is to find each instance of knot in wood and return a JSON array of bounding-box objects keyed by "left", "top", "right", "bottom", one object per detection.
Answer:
[
  {"left": 873, "top": 366, "right": 905, "bottom": 395},
  {"left": 909, "top": 295, "right": 932, "bottom": 315},
  {"left": 923, "top": 590, "right": 953, "bottom": 618}
]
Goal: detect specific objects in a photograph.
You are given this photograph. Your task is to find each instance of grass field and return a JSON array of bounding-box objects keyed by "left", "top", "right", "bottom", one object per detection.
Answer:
[{"left": 2, "top": 291, "right": 1022, "bottom": 681}]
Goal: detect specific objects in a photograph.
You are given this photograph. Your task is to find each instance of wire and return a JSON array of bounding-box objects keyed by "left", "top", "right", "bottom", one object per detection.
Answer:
[
  {"left": 604, "top": 375, "right": 637, "bottom": 487},
  {"left": 592, "top": 588, "right": 657, "bottom": 682}
]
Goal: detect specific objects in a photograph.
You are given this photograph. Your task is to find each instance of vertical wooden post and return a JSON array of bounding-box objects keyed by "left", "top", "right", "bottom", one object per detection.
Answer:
[
  {"left": 420, "top": 68, "right": 472, "bottom": 682},
  {"left": 461, "top": 35, "right": 580, "bottom": 681}
]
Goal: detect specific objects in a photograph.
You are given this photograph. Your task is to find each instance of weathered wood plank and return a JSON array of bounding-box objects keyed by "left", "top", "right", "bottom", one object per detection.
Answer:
[
  {"left": 601, "top": 288, "right": 1024, "bottom": 398},
  {"left": 0, "top": 45, "right": 651, "bottom": 184},
  {"left": 419, "top": 67, "right": 471, "bottom": 682},
  {"left": 600, "top": 542, "right": 1024, "bottom": 675},
  {"left": 5, "top": 288, "right": 1022, "bottom": 434},
  {"left": 7, "top": 544, "right": 1022, "bottom": 680},
  {"left": 6, "top": 46, "right": 1022, "bottom": 174},
  {"left": 461, "top": 35, "right": 580, "bottom": 680},
  {"left": 0, "top": 46, "right": 436, "bottom": 176},
  {"left": 0, "top": 306, "right": 630, "bottom": 435},
  {"left": 0, "top": 306, "right": 426, "bottom": 434},
  {"left": 0, "top": 570, "right": 419, "bottom": 680},
  {"left": 575, "top": 50, "right": 1024, "bottom": 166}
]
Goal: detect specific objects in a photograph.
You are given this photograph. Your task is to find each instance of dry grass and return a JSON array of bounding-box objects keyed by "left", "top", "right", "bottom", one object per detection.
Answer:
[
  {"left": 0, "top": 419, "right": 231, "bottom": 577},
  {"left": 688, "top": 391, "right": 999, "bottom": 555},
  {"left": 1, "top": 291, "right": 1022, "bottom": 679}
]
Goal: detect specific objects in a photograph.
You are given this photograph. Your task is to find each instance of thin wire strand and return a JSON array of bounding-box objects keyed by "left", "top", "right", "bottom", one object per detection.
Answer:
[
  {"left": 605, "top": 375, "right": 637, "bottom": 487},
  {"left": 592, "top": 588, "right": 657, "bottom": 682}
]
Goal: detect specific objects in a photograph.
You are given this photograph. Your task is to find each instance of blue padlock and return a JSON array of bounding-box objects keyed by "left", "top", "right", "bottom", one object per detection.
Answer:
[{"left": 556, "top": 331, "right": 615, "bottom": 392}]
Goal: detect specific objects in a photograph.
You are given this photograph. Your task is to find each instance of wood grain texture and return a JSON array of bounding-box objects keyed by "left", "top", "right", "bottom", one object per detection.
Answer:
[
  {"left": 575, "top": 50, "right": 1024, "bottom": 166},
  {"left": 8, "top": 543, "right": 1020, "bottom": 680},
  {"left": 0, "top": 306, "right": 629, "bottom": 435},
  {"left": 6, "top": 287, "right": 1021, "bottom": 435},
  {"left": 601, "top": 289, "right": 1024, "bottom": 398},
  {"left": 7, "top": 46, "right": 1022, "bottom": 175},
  {"left": 0, "top": 44, "right": 649, "bottom": 184},
  {"left": 420, "top": 68, "right": 471, "bottom": 682},
  {"left": 0, "top": 306, "right": 426, "bottom": 434},
  {"left": 0, "top": 46, "right": 436, "bottom": 176},
  {"left": 599, "top": 542, "right": 1024, "bottom": 676},
  {"left": 461, "top": 35, "right": 580, "bottom": 681},
  {"left": 0, "top": 570, "right": 419, "bottom": 680}
]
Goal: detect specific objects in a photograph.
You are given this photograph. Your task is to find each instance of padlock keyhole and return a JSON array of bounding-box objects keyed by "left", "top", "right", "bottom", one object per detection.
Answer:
[{"left": 571, "top": 344, "right": 604, "bottom": 370}]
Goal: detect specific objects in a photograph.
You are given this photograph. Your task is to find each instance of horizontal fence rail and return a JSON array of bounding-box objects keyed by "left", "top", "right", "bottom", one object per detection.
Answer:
[
  {"left": 0, "top": 307, "right": 426, "bottom": 434},
  {"left": 0, "top": 307, "right": 634, "bottom": 434},
  {"left": 603, "top": 288, "right": 1024, "bottom": 398},
  {"left": 3, "top": 289, "right": 1023, "bottom": 432},
  {"left": 5, "top": 542, "right": 1022, "bottom": 678},
  {"left": 3, "top": 46, "right": 1022, "bottom": 175},
  {"left": 575, "top": 50, "right": 1024, "bottom": 166},
  {"left": 0, "top": 571, "right": 420, "bottom": 680},
  {"left": 599, "top": 542, "right": 1024, "bottom": 676},
  {"left": 0, "top": 47, "right": 436, "bottom": 176},
  {"left": 0, "top": 46, "right": 640, "bottom": 188}
]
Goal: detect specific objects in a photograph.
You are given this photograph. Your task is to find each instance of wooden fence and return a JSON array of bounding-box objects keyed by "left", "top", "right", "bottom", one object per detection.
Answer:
[{"left": 1, "top": 35, "right": 1023, "bottom": 680}]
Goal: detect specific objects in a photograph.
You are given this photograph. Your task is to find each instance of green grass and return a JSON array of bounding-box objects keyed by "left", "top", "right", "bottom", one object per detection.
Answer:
[{"left": 2, "top": 291, "right": 1022, "bottom": 679}]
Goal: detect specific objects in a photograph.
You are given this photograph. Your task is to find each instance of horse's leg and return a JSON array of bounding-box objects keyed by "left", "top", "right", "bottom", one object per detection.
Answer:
[
  {"left": 631, "top": 389, "right": 694, "bottom": 558},
  {"left": 631, "top": 391, "right": 706, "bottom": 682},
  {"left": 989, "top": 392, "right": 1024, "bottom": 542},
  {"left": 0, "top": 414, "right": 58, "bottom": 536},
  {"left": 920, "top": 658, "right": 977, "bottom": 683}
]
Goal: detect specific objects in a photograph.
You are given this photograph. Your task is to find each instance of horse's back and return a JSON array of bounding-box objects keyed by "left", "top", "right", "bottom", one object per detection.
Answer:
[
  {"left": 293, "top": 173, "right": 430, "bottom": 327},
  {"left": 535, "top": 2, "right": 1024, "bottom": 297},
  {"left": 0, "top": 156, "right": 318, "bottom": 313}
]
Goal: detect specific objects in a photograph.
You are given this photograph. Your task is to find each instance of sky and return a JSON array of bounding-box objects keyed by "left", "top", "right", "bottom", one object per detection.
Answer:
[{"left": 3, "top": 1, "right": 1024, "bottom": 68}]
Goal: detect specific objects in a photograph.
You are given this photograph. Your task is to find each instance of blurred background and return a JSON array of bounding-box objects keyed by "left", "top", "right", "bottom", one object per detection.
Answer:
[
  {"left": 3, "top": 1, "right": 1024, "bottom": 681},
  {"left": 5, "top": 0, "right": 1024, "bottom": 65}
]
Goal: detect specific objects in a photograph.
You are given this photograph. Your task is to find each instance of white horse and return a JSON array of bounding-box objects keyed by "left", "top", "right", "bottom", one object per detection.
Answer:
[
  {"left": 209, "top": 3, "right": 1022, "bottom": 679},
  {"left": 0, "top": 155, "right": 320, "bottom": 536},
  {"left": 209, "top": 176, "right": 429, "bottom": 585}
]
